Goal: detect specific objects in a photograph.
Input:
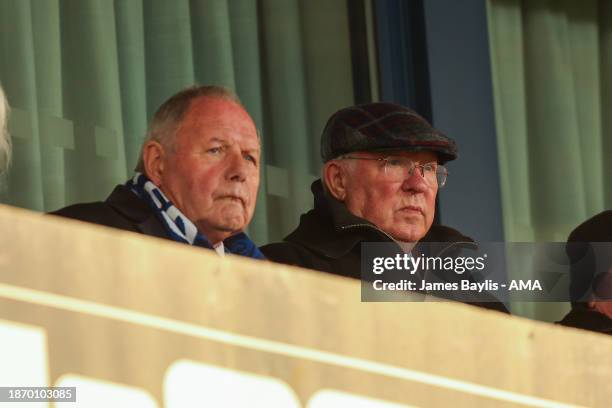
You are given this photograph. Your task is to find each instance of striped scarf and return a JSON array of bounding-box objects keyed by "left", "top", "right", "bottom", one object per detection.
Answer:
[{"left": 127, "top": 173, "right": 265, "bottom": 260}]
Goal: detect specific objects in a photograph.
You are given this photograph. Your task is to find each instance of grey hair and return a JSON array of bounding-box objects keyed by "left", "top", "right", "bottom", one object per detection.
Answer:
[
  {"left": 0, "top": 84, "right": 11, "bottom": 176},
  {"left": 135, "top": 85, "right": 243, "bottom": 173},
  {"left": 320, "top": 156, "right": 356, "bottom": 195}
]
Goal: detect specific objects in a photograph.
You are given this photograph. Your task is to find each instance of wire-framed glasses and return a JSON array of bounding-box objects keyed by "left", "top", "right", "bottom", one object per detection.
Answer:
[{"left": 340, "top": 155, "right": 448, "bottom": 187}]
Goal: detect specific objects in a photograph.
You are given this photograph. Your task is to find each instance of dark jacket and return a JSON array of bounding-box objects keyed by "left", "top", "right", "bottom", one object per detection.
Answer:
[
  {"left": 50, "top": 185, "right": 170, "bottom": 240},
  {"left": 558, "top": 210, "right": 612, "bottom": 335},
  {"left": 51, "top": 184, "right": 265, "bottom": 259},
  {"left": 262, "top": 180, "right": 508, "bottom": 313}
]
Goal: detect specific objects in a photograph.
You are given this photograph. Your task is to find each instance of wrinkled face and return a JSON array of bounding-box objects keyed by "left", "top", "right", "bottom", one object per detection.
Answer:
[
  {"left": 342, "top": 150, "right": 439, "bottom": 242},
  {"left": 157, "top": 97, "right": 260, "bottom": 244}
]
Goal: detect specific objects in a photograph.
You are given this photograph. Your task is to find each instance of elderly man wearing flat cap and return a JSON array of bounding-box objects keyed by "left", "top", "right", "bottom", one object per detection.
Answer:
[{"left": 263, "top": 102, "right": 507, "bottom": 312}]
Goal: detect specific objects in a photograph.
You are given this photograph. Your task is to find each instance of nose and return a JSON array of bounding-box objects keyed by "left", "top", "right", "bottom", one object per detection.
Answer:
[
  {"left": 407, "top": 163, "right": 425, "bottom": 178},
  {"left": 226, "top": 151, "right": 248, "bottom": 182},
  {"left": 402, "top": 165, "right": 428, "bottom": 193}
]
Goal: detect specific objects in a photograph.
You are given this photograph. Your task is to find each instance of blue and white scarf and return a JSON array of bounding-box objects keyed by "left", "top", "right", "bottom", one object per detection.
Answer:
[{"left": 127, "top": 173, "right": 265, "bottom": 260}]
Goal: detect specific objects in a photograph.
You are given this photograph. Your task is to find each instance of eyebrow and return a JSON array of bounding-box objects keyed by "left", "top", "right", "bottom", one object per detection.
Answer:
[
  {"left": 243, "top": 147, "right": 261, "bottom": 155},
  {"left": 207, "top": 137, "right": 260, "bottom": 153}
]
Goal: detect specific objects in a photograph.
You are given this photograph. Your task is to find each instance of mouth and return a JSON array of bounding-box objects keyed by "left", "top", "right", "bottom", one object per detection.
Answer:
[
  {"left": 399, "top": 205, "right": 423, "bottom": 215},
  {"left": 219, "top": 195, "right": 246, "bottom": 206}
]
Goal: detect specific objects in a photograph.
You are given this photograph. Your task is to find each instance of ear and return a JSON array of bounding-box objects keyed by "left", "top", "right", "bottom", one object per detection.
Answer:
[
  {"left": 142, "top": 141, "right": 166, "bottom": 186},
  {"left": 323, "top": 161, "right": 348, "bottom": 201}
]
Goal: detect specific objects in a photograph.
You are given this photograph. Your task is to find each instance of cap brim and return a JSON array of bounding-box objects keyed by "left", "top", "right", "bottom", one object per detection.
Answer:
[{"left": 367, "top": 146, "right": 458, "bottom": 164}]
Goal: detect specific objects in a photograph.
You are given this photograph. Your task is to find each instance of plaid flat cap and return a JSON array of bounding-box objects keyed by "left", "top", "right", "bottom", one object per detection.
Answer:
[{"left": 320, "top": 102, "right": 458, "bottom": 163}]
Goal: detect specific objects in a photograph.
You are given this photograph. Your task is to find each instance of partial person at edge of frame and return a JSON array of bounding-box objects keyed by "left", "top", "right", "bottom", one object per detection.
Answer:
[
  {"left": 0, "top": 83, "right": 11, "bottom": 180},
  {"left": 559, "top": 210, "right": 612, "bottom": 335}
]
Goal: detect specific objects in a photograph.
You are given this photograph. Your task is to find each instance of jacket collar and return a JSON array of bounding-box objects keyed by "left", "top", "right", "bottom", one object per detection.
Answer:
[
  {"left": 285, "top": 179, "right": 474, "bottom": 259},
  {"left": 105, "top": 184, "right": 265, "bottom": 259},
  {"left": 105, "top": 185, "right": 170, "bottom": 240}
]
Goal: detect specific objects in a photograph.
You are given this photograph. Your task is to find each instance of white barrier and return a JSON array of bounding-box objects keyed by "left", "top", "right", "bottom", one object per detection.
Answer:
[{"left": 0, "top": 204, "right": 611, "bottom": 407}]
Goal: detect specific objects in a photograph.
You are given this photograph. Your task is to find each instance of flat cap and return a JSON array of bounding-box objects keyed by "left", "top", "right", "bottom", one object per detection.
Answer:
[{"left": 320, "top": 102, "right": 457, "bottom": 163}]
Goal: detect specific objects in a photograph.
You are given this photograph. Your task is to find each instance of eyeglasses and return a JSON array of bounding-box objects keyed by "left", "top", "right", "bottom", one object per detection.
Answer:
[{"left": 339, "top": 155, "right": 448, "bottom": 187}]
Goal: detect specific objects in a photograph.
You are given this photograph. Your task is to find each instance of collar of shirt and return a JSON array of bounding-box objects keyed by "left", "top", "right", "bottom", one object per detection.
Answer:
[{"left": 214, "top": 242, "right": 225, "bottom": 256}]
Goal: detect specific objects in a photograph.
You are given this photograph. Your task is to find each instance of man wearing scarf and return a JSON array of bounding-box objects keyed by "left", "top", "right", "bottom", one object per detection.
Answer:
[{"left": 53, "top": 85, "right": 264, "bottom": 260}]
